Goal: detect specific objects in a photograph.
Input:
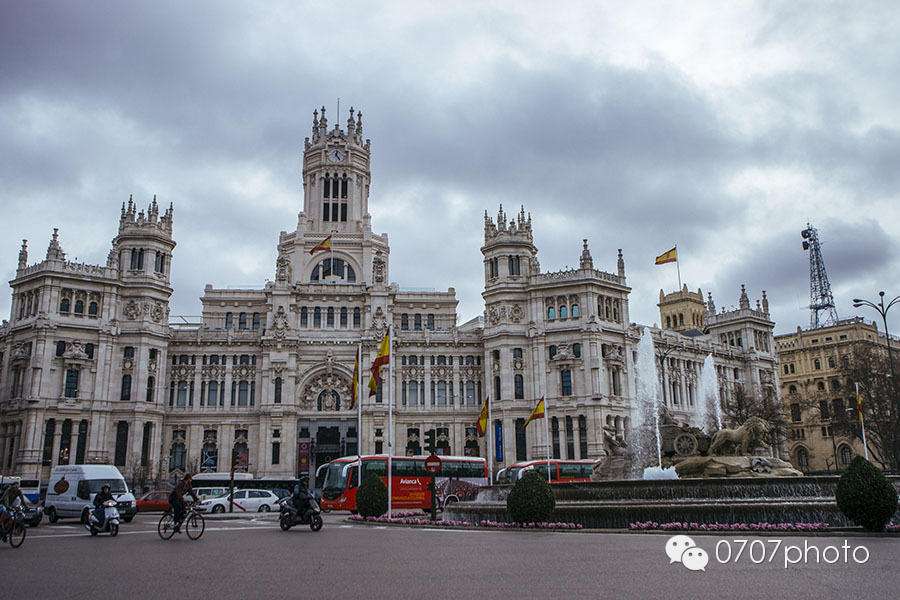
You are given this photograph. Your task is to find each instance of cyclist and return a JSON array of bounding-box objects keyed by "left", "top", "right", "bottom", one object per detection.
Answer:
[
  {"left": 0, "top": 480, "right": 27, "bottom": 541},
  {"left": 169, "top": 473, "right": 199, "bottom": 533}
]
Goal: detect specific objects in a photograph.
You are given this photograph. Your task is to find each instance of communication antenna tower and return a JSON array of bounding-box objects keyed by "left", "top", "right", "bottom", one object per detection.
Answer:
[{"left": 801, "top": 223, "right": 838, "bottom": 328}]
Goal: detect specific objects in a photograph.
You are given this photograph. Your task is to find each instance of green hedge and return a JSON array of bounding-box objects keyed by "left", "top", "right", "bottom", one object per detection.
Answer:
[
  {"left": 835, "top": 456, "right": 898, "bottom": 532},
  {"left": 507, "top": 470, "right": 556, "bottom": 523},
  {"left": 356, "top": 475, "right": 389, "bottom": 518}
]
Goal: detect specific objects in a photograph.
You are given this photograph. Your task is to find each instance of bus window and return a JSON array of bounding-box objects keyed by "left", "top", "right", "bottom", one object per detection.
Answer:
[
  {"left": 559, "top": 463, "right": 582, "bottom": 479},
  {"left": 391, "top": 458, "right": 422, "bottom": 476},
  {"left": 348, "top": 466, "right": 359, "bottom": 489},
  {"left": 322, "top": 462, "right": 349, "bottom": 496},
  {"left": 363, "top": 459, "right": 387, "bottom": 479},
  {"left": 529, "top": 464, "right": 555, "bottom": 481}
]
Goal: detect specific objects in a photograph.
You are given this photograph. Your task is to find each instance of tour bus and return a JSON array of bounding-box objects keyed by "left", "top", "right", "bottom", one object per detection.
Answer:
[
  {"left": 500, "top": 459, "right": 594, "bottom": 484},
  {"left": 0, "top": 476, "right": 40, "bottom": 504},
  {"left": 190, "top": 472, "right": 296, "bottom": 501},
  {"left": 320, "top": 455, "right": 489, "bottom": 512}
]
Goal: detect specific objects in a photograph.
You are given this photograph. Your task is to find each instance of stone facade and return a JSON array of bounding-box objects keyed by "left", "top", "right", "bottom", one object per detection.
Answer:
[
  {"left": 775, "top": 317, "right": 883, "bottom": 472},
  {"left": 0, "top": 105, "right": 781, "bottom": 484}
]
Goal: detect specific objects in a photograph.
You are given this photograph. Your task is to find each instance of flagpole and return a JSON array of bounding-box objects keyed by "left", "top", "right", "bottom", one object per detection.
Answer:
[
  {"left": 856, "top": 382, "right": 869, "bottom": 460},
  {"left": 675, "top": 243, "right": 682, "bottom": 290},
  {"left": 487, "top": 395, "right": 494, "bottom": 484},
  {"left": 357, "top": 343, "right": 362, "bottom": 488},
  {"left": 544, "top": 397, "right": 551, "bottom": 483},
  {"left": 330, "top": 229, "right": 336, "bottom": 280},
  {"left": 387, "top": 326, "right": 393, "bottom": 517}
]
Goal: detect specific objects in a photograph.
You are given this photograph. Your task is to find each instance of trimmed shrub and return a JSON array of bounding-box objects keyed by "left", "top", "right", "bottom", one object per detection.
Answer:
[
  {"left": 507, "top": 470, "right": 556, "bottom": 523},
  {"left": 835, "top": 456, "right": 899, "bottom": 532},
  {"left": 356, "top": 475, "right": 389, "bottom": 518}
]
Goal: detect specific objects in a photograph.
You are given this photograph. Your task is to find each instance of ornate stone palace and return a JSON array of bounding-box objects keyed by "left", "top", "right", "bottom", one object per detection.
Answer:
[{"left": 0, "top": 106, "right": 780, "bottom": 484}]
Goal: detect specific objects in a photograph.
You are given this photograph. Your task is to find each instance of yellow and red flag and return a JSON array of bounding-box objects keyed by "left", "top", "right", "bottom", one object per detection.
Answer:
[
  {"left": 655, "top": 247, "right": 677, "bottom": 265},
  {"left": 350, "top": 346, "right": 360, "bottom": 410},
  {"left": 309, "top": 235, "right": 332, "bottom": 255},
  {"left": 521, "top": 397, "right": 545, "bottom": 430},
  {"left": 856, "top": 384, "right": 863, "bottom": 427},
  {"left": 368, "top": 328, "right": 390, "bottom": 396},
  {"left": 477, "top": 397, "right": 489, "bottom": 436}
]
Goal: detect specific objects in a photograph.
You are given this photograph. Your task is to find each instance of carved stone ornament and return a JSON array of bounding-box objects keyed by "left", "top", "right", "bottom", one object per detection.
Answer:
[
  {"left": 202, "top": 365, "right": 221, "bottom": 379},
  {"left": 509, "top": 304, "right": 524, "bottom": 323},
  {"left": 150, "top": 302, "right": 165, "bottom": 323},
  {"left": 273, "top": 306, "right": 289, "bottom": 339},
  {"left": 122, "top": 358, "right": 134, "bottom": 372},
  {"left": 10, "top": 342, "right": 32, "bottom": 362},
  {"left": 63, "top": 341, "right": 89, "bottom": 360},
  {"left": 299, "top": 372, "right": 351, "bottom": 410},
  {"left": 513, "top": 358, "right": 524, "bottom": 371},
  {"left": 372, "top": 250, "right": 386, "bottom": 284},
  {"left": 603, "top": 344, "right": 624, "bottom": 364},
  {"left": 275, "top": 254, "right": 292, "bottom": 282},
  {"left": 372, "top": 307, "right": 387, "bottom": 338},
  {"left": 123, "top": 300, "right": 141, "bottom": 320}
]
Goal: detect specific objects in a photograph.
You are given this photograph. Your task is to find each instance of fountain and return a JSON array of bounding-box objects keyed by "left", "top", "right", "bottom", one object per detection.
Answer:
[
  {"left": 633, "top": 328, "right": 677, "bottom": 479},
  {"left": 697, "top": 353, "right": 723, "bottom": 433}
]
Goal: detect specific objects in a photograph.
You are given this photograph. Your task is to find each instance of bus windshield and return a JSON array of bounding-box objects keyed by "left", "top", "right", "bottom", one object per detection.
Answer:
[{"left": 323, "top": 462, "right": 350, "bottom": 493}]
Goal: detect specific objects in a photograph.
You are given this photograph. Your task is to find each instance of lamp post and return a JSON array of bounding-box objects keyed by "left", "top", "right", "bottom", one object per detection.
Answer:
[{"left": 852, "top": 291, "right": 900, "bottom": 467}]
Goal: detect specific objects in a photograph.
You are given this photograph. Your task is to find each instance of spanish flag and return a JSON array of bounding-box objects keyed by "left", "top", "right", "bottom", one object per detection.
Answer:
[
  {"left": 477, "top": 397, "right": 489, "bottom": 437},
  {"left": 655, "top": 247, "right": 677, "bottom": 265},
  {"left": 350, "top": 346, "right": 360, "bottom": 410},
  {"left": 368, "top": 328, "right": 390, "bottom": 396},
  {"left": 521, "top": 397, "right": 545, "bottom": 430},
  {"left": 309, "top": 236, "right": 332, "bottom": 255},
  {"left": 856, "top": 384, "right": 863, "bottom": 427}
]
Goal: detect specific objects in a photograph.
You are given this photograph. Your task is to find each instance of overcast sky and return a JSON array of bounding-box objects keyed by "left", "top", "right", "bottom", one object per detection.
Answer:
[{"left": 3, "top": 1, "right": 900, "bottom": 336}]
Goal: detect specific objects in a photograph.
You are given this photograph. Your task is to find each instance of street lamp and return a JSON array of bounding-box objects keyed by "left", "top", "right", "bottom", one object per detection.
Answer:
[{"left": 852, "top": 291, "right": 900, "bottom": 466}]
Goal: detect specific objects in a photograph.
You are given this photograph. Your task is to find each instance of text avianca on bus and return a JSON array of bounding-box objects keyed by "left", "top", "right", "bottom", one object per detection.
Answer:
[{"left": 320, "top": 455, "right": 488, "bottom": 512}]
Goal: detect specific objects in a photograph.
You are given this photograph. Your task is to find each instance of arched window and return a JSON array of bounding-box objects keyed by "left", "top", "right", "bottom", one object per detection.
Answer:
[
  {"left": 274, "top": 377, "right": 282, "bottom": 404},
  {"left": 789, "top": 384, "right": 797, "bottom": 394},
  {"left": 238, "top": 312, "right": 247, "bottom": 329},
  {"left": 547, "top": 306, "right": 555, "bottom": 320},
  {"left": 427, "top": 314, "right": 435, "bottom": 330},
  {"left": 840, "top": 445, "right": 852, "bottom": 466},
  {"left": 573, "top": 343, "right": 582, "bottom": 358},
  {"left": 207, "top": 380, "right": 217, "bottom": 407},
  {"left": 814, "top": 359, "right": 821, "bottom": 370},
  {"left": 414, "top": 314, "right": 422, "bottom": 330},
  {"left": 327, "top": 307, "right": 335, "bottom": 327},
  {"left": 252, "top": 312, "right": 260, "bottom": 330},
  {"left": 225, "top": 312, "right": 233, "bottom": 329},
  {"left": 313, "top": 307, "right": 321, "bottom": 327},
  {"left": 176, "top": 381, "right": 187, "bottom": 406},
  {"left": 340, "top": 307, "right": 348, "bottom": 327},
  {"left": 201, "top": 438, "right": 218, "bottom": 472},
  {"left": 60, "top": 298, "right": 70, "bottom": 313},
  {"left": 300, "top": 306, "right": 308, "bottom": 326},
  {"left": 494, "top": 376, "right": 501, "bottom": 401},
  {"left": 408, "top": 380, "right": 419, "bottom": 406},
  {"left": 74, "top": 300, "right": 84, "bottom": 314},
  {"left": 513, "top": 348, "right": 523, "bottom": 359},
  {"left": 465, "top": 381, "right": 476, "bottom": 405},
  {"left": 666, "top": 316, "right": 671, "bottom": 328},
  {"left": 514, "top": 374, "right": 524, "bottom": 399},
  {"left": 353, "top": 307, "right": 361, "bottom": 327},
  {"left": 578, "top": 415, "right": 588, "bottom": 459},
  {"left": 120, "top": 374, "right": 132, "bottom": 401},
  {"left": 238, "top": 381, "right": 249, "bottom": 406},
  {"left": 679, "top": 313, "right": 684, "bottom": 326},
  {"left": 559, "top": 305, "right": 567, "bottom": 319},
  {"left": 571, "top": 304, "right": 579, "bottom": 318},
  {"left": 169, "top": 440, "right": 186, "bottom": 473},
  {"left": 437, "top": 381, "right": 447, "bottom": 405},
  {"left": 310, "top": 258, "right": 355, "bottom": 282},
  {"left": 796, "top": 448, "right": 809, "bottom": 470},
  {"left": 549, "top": 345, "right": 557, "bottom": 359},
  {"left": 401, "top": 314, "right": 409, "bottom": 330},
  {"left": 88, "top": 302, "right": 98, "bottom": 316}
]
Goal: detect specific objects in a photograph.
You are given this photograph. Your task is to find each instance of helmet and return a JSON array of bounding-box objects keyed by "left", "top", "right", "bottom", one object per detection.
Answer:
[
  {"left": 299, "top": 476, "right": 310, "bottom": 487},
  {"left": 101, "top": 484, "right": 110, "bottom": 491}
]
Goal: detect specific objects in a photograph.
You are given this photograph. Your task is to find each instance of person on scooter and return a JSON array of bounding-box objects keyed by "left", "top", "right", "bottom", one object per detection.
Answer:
[
  {"left": 93, "top": 483, "right": 115, "bottom": 528},
  {"left": 290, "top": 476, "right": 312, "bottom": 517},
  {"left": 170, "top": 473, "right": 199, "bottom": 533}
]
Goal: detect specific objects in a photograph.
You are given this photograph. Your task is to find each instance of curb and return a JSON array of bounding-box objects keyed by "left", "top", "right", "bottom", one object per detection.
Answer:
[{"left": 343, "top": 519, "right": 900, "bottom": 537}]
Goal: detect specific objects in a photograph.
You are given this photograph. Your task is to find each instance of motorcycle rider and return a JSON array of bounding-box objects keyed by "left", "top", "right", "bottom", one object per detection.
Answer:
[
  {"left": 290, "top": 476, "right": 312, "bottom": 518},
  {"left": 93, "top": 483, "right": 115, "bottom": 528}
]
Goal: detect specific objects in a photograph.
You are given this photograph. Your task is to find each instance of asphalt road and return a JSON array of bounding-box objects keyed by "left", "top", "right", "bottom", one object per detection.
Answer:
[{"left": 2, "top": 512, "right": 897, "bottom": 600}]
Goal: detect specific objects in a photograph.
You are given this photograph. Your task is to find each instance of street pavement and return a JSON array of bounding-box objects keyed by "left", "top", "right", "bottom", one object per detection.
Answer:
[{"left": 2, "top": 512, "right": 898, "bottom": 599}]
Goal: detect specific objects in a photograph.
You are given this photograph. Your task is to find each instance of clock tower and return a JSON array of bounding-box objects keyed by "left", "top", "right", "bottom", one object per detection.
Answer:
[{"left": 274, "top": 106, "right": 390, "bottom": 286}]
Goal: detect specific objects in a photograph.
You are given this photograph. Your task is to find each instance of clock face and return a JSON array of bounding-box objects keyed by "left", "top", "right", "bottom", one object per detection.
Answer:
[{"left": 329, "top": 148, "right": 344, "bottom": 162}]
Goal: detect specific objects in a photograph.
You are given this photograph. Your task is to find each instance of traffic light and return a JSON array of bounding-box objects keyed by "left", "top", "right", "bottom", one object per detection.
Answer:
[{"left": 424, "top": 429, "right": 436, "bottom": 454}]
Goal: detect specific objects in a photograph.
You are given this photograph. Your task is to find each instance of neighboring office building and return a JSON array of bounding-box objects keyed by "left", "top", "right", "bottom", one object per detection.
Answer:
[
  {"left": 0, "top": 105, "right": 781, "bottom": 484},
  {"left": 774, "top": 317, "right": 883, "bottom": 472}
]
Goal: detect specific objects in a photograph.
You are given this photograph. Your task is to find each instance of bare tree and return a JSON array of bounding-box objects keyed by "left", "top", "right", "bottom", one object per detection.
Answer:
[
  {"left": 720, "top": 381, "right": 788, "bottom": 456},
  {"left": 830, "top": 343, "right": 899, "bottom": 471}
]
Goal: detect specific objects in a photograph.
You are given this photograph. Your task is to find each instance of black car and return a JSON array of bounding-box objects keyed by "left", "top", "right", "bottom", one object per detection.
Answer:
[{"left": 22, "top": 502, "right": 43, "bottom": 527}]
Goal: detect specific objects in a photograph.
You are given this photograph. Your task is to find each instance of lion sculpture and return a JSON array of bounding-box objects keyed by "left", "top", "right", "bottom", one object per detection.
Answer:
[{"left": 707, "top": 416, "right": 772, "bottom": 456}]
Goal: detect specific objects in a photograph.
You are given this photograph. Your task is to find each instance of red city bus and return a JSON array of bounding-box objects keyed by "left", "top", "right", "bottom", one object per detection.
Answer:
[
  {"left": 499, "top": 459, "right": 594, "bottom": 484},
  {"left": 320, "top": 455, "right": 488, "bottom": 512}
]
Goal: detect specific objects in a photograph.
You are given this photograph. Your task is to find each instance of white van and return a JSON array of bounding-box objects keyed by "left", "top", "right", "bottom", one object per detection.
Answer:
[{"left": 45, "top": 465, "right": 137, "bottom": 524}]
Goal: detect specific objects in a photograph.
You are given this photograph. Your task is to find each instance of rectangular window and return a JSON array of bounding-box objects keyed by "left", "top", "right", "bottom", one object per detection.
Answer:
[
  {"left": 332, "top": 203, "right": 339, "bottom": 221},
  {"left": 272, "top": 442, "right": 280, "bottom": 465},
  {"left": 561, "top": 370, "right": 572, "bottom": 396},
  {"left": 790, "top": 403, "right": 801, "bottom": 422},
  {"left": 64, "top": 369, "right": 79, "bottom": 398},
  {"left": 340, "top": 203, "right": 347, "bottom": 222},
  {"left": 323, "top": 201, "right": 330, "bottom": 221}
]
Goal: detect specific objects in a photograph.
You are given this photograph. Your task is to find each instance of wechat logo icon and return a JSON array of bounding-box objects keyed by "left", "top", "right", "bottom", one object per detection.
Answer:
[{"left": 665, "top": 535, "right": 709, "bottom": 571}]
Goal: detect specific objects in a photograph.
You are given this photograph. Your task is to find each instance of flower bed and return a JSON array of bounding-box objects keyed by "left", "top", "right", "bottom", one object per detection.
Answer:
[
  {"left": 628, "top": 521, "right": 831, "bottom": 532},
  {"left": 347, "top": 513, "right": 582, "bottom": 529}
]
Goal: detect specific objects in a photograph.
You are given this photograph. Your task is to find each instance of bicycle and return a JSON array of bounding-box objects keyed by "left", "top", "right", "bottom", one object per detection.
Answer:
[
  {"left": 0, "top": 506, "right": 27, "bottom": 548},
  {"left": 158, "top": 502, "right": 205, "bottom": 541}
]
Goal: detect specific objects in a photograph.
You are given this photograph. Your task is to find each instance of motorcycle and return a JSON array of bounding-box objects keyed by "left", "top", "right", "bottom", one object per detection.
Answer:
[
  {"left": 86, "top": 499, "right": 121, "bottom": 537},
  {"left": 279, "top": 496, "right": 323, "bottom": 532}
]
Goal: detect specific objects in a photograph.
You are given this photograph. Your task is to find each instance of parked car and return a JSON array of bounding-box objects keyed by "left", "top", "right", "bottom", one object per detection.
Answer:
[
  {"left": 136, "top": 490, "right": 172, "bottom": 512},
  {"left": 196, "top": 489, "right": 280, "bottom": 514}
]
